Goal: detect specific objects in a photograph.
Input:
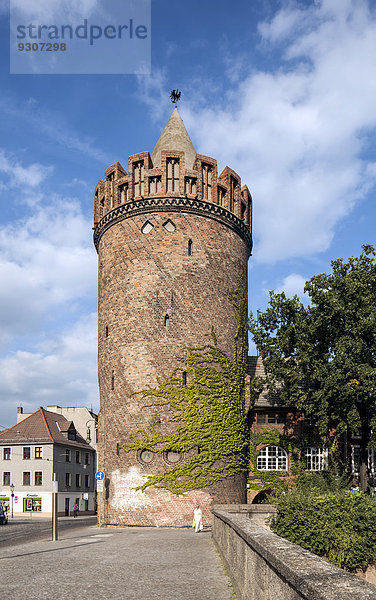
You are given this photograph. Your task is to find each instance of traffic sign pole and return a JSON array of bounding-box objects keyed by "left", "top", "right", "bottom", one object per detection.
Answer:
[{"left": 95, "top": 471, "right": 104, "bottom": 528}]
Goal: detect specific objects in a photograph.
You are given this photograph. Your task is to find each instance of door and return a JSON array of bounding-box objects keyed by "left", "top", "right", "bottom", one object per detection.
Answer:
[{"left": 65, "top": 497, "right": 70, "bottom": 516}]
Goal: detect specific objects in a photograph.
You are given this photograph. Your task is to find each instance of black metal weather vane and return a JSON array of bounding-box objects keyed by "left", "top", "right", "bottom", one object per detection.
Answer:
[{"left": 170, "top": 89, "right": 181, "bottom": 106}]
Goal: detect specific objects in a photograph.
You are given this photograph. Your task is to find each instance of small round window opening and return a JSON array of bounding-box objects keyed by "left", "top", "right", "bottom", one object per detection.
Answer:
[
  {"left": 139, "top": 450, "right": 154, "bottom": 465},
  {"left": 164, "top": 451, "right": 182, "bottom": 465},
  {"left": 164, "top": 314, "right": 170, "bottom": 327}
]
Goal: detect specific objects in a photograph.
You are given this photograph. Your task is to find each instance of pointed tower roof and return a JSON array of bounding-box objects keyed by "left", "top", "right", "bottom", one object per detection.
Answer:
[{"left": 151, "top": 108, "right": 196, "bottom": 169}]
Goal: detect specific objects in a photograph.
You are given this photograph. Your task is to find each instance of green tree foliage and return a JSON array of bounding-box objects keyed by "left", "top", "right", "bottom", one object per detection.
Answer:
[
  {"left": 270, "top": 488, "right": 376, "bottom": 570},
  {"left": 119, "top": 293, "right": 249, "bottom": 494},
  {"left": 250, "top": 245, "right": 376, "bottom": 490}
]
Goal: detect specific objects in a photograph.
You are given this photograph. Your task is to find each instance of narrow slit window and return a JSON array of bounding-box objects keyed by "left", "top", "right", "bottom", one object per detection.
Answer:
[
  {"left": 164, "top": 314, "right": 170, "bottom": 327},
  {"left": 105, "top": 325, "right": 109, "bottom": 338},
  {"left": 188, "top": 239, "right": 192, "bottom": 256},
  {"left": 111, "top": 370, "right": 115, "bottom": 390},
  {"left": 182, "top": 372, "right": 187, "bottom": 386}
]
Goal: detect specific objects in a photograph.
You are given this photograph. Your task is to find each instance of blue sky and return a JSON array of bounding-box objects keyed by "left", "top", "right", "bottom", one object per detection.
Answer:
[{"left": 0, "top": 0, "right": 375, "bottom": 427}]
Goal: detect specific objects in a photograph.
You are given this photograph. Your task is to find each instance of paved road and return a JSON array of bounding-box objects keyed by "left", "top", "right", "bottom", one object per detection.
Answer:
[
  {"left": 0, "top": 515, "right": 97, "bottom": 547},
  {"left": 0, "top": 524, "right": 235, "bottom": 600}
]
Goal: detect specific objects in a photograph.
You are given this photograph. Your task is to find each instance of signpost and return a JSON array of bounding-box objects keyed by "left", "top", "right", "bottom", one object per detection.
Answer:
[
  {"left": 95, "top": 471, "right": 104, "bottom": 528},
  {"left": 52, "top": 473, "right": 58, "bottom": 541}
]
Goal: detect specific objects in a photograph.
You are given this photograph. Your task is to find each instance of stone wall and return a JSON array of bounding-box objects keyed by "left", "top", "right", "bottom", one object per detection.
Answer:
[{"left": 212, "top": 508, "right": 376, "bottom": 600}]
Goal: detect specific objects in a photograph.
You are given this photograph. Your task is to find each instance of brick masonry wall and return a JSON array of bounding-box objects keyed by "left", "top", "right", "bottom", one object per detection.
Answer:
[{"left": 97, "top": 209, "right": 249, "bottom": 526}]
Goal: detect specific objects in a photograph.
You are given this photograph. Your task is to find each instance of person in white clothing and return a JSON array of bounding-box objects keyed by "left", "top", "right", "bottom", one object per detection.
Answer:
[{"left": 193, "top": 504, "right": 203, "bottom": 533}]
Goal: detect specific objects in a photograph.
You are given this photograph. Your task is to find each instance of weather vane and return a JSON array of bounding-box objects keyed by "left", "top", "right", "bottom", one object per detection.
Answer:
[{"left": 170, "top": 89, "right": 181, "bottom": 106}]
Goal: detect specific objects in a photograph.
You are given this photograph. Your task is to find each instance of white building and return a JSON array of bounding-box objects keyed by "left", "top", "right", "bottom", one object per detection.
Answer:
[{"left": 0, "top": 407, "right": 96, "bottom": 517}]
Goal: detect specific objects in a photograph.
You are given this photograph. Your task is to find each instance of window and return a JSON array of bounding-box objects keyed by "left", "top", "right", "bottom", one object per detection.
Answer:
[
  {"left": 188, "top": 239, "right": 192, "bottom": 256},
  {"left": 351, "top": 446, "right": 360, "bottom": 474},
  {"left": 166, "top": 158, "right": 179, "bottom": 192},
  {"left": 76, "top": 474, "right": 81, "bottom": 488},
  {"left": 267, "top": 414, "right": 276, "bottom": 424},
  {"left": 305, "top": 448, "right": 328, "bottom": 471},
  {"left": 75, "top": 451, "right": 81, "bottom": 464},
  {"left": 3, "top": 472, "right": 10, "bottom": 486},
  {"left": 23, "top": 447, "right": 31, "bottom": 460},
  {"left": 105, "top": 325, "right": 109, "bottom": 338},
  {"left": 182, "top": 372, "right": 187, "bottom": 386},
  {"left": 201, "top": 164, "right": 212, "bottom": 200},
  {"left": 23, "top": 472, "right": 30, "bottom": 486},
  {"left": 164, "top": 314, "right": 170, "bottom": 327},
  {"left": 351, "top": 446, "right": 376, "bottom": 474},
  {"left": 84, "top": 452, "right": 90, "bottom": 466},
  {"left": 35, "top": 471, "right": 42, "bottom": 486},
  {"left": 257, "top": 446, "right": 288, "bottom": 471},
  {"left": 111, "top": 370, "right": 115, "bottom": 390},
  {"left": 85, "top": 474, "right": 90, "bottom": 488},
  {"left": 141, "top": 220, "right": 154, "bottom": 235},
  {"left": 65, "top": 449, "right": 71, "bottom": 462},
  {"left": 35, "top": 447, "right": 42, "bottom": 459},
  {"left": 3, "top": 448, "right": 11, "bottom": 460},
  {"left": 162, "top": 219, "right": 176, "bottom": 232},
  {"left": 65, "top": 473, "right": 71, "bottom": 487},
  {"left": 257, "top": 413, "right": 266, "bottom": 424},
  {"left": 133, "top": 160, "right": 144, "bottom": 197}
]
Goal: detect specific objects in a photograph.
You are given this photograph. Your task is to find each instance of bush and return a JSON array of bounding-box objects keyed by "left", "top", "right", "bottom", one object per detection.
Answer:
[{"left": 270, "top": 489, "right": 376, "bottom": 570}]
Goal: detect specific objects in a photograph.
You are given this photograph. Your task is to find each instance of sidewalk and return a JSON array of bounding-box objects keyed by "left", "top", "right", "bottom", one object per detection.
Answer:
[{"left": 0, "top": 524, "right": 235, "bottom": 600}]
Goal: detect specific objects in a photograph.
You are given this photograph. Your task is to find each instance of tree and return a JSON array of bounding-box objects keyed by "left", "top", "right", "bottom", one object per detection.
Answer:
[{"left": 249, "top": 245, "right": 376, "bottom": 491}]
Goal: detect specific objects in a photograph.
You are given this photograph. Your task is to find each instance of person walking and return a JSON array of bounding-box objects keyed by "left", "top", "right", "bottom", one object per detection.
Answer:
[
  {"left": 193, "top": 504, "right": 203, "bottom": 533},
  {"left": 73, "top": 502, "right": 79, "bottom": 518}
]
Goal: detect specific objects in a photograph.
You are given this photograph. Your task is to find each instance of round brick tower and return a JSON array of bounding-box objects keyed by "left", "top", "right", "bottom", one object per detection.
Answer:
[{"left": 93, "top": 108, "right": 252, "bottom": 526}]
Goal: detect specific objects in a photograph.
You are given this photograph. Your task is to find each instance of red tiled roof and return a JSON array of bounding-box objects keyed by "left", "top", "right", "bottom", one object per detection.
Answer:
[{"left": 0, "top": 408, "right": 94, "bottom": 450}]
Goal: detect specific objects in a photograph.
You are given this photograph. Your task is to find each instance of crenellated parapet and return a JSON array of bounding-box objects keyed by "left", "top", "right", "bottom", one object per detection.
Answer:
[{"left": 93, "top": 149, "right": 253, "bottom": 251}]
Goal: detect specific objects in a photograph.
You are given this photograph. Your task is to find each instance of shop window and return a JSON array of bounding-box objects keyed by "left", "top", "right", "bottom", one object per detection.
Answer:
[
  {"left": 256, "top": 446, "right": 288, "bottom": 471},
  {"left": 23, "top": 472, "right": 31, "bottom": 486},
  {"left": 35, "top": 447, "right": 42, "bottom": 459},
  {"left": 35, "top": 471, "right": 43, "bottom": 486},
  {"left": 24, "top": 497, "right": 41, "bottom": 512},
  {"left": 3, "top": 448, "right": 10, "bottom": 460},
  {"left": 3, "top": 472, "right": 10, "bottom": 486},
  {"left": 23, "top": 447, "right": 31, "bottom": 460},
  {"left": 305, "top": 447, "right": 328, "bottom": 471}
]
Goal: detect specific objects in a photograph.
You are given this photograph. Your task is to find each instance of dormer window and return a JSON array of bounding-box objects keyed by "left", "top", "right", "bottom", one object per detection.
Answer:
[
  {"left": 202, "top": 164, "right": 212, "bottom": 200},
  {"left": 166, "top": 158, "right": 179, "bottom": 193},
  {"left": 133, "top": 161, "right": 144, "bottom": 197}
]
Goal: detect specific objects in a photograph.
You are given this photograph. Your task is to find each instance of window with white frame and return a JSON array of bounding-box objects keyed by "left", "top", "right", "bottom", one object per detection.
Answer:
[
  {"left": 351, "top": 446, "right": 360, "bottom": 474},
  {"left": 257, "top": 446, "right": 288, "bottom": 471},
  {"left": 305, "top": 447, "right": 328, "bottom": 471},
  {"left": 352, "top": 446, "right": 376, "bottom": 474},
  {"left": 369, "top": 448, "right": 376, "bottom": 474}
]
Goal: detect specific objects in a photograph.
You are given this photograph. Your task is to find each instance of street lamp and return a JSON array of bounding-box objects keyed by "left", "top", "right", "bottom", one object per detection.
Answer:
[{"left": 10, "top": 483, "right": 14, "bottom": 518}]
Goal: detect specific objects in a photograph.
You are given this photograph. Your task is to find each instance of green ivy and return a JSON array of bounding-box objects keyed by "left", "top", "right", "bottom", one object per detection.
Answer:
[{"left": 119, "top": 290, "right": 249, "bottom": 495}]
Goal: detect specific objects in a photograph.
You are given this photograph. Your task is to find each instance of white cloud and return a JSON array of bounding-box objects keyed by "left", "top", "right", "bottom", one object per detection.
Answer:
[
  {"left": 179, "top": 0, "right": 376, "bottom": 263},
  {"left": 275, "top": 273, "right": 309, "bottom": 301},
  {"left": 0, "top": 313, "right": 99, "bottom": 427},
  {"left": 0, "top": 196, "right": 96, "bottom": 348},
  {"left": 10, "top": 0, "right": 100, "bottom": 22},
  {"left": 0, "top": 150, "right": 53, "bottom": 188}
]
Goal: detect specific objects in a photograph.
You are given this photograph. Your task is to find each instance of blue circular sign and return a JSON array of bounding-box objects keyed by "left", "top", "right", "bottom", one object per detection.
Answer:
[{"left": 95, "top": 470, "right": 105, "bottom": 481}]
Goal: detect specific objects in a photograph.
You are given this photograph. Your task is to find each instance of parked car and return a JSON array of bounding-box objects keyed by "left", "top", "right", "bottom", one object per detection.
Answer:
[{"left": 0, "top": 506, "right": 8, "bottom": 525}]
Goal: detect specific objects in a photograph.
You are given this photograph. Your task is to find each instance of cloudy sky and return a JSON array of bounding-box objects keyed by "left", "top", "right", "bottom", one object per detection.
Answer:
[{"left": 0, "top": 0, "right": 375, "bottom": 427}]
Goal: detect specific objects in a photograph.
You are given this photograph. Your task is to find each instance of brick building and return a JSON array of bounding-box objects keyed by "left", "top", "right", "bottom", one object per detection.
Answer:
[{"left": 93, "top": 108, "right": 253, "bottom": 526}]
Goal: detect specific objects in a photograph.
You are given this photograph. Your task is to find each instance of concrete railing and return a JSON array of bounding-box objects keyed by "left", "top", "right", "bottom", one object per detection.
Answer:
[{"left": 212, "top": 508, "right": 376, "bottom": 600}]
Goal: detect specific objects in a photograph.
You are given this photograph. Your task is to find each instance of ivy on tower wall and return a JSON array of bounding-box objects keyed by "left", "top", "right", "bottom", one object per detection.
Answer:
[{"left": 119, "top": 290, "right": 249, "bottom": 495}]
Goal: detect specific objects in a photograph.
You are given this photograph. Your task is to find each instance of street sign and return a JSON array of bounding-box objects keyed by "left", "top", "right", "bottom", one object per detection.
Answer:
[
  {"left": 95, "top": 470, "right": 105, "bottom": 481},
  {"left": 97, "top": 480, "right": 104, "bottom": 492}
]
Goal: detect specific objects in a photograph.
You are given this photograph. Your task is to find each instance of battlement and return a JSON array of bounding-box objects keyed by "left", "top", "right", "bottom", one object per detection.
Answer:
[{"left": 94, "top": 149, "right": 252, "bottom": 231}]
